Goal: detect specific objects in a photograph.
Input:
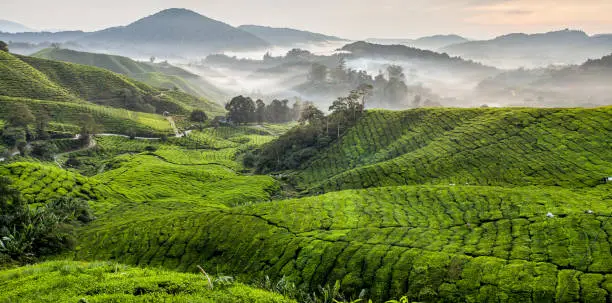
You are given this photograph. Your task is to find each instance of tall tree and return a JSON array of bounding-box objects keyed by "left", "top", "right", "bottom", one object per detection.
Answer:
[
  {"left": 225, "top": 96, "right": 255, "bottom": 125},
  {"left": 255, "top": 99, "right": 266, "bottom": 124},
  {"left": 7, "top": 103, "right": 35, "bottom": 128},
  {"left": 299, "top": 103, "right": 324, "bottom": 126},
  {"left": 0, "top": 41, "right": 8, "bottom": 52},
  {"left": 308, "top": 63, "right": 328, "bottom": 83}
]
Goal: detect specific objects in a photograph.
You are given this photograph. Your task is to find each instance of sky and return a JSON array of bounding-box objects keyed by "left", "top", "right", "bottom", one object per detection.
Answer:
[{"left": 1, "top": 0, "right": 611, "bottom": 39}]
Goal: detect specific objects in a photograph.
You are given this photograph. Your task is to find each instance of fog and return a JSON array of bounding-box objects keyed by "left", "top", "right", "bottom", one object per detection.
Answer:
[{"left": 171, "top": 40, "right": 612, "bottom": 110}]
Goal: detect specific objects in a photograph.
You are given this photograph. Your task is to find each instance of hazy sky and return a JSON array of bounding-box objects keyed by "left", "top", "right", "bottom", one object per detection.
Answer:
[{"left": 1, "top": 0, "right": 611, "bottom": 39}]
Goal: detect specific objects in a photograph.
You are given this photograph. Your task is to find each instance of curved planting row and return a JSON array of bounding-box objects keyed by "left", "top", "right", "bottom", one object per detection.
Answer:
[
  {"left": 299, "top": 107, "right": 612, "bottom": 192},
  {"left": 76, "top": 185, "right": 612, "bottom": 302},
  {"left": 0, "top": 162, "right": 107, "bottom": 204}
]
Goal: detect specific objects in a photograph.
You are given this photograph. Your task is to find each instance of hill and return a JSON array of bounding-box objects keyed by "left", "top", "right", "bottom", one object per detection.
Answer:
[
  {"left": 0, "top": 19, "right": 34, "bottom": 33},
  {"left": 366, "top": 35, "right": 469, "bottom": 51},
  {"left": 292, "top": 108, "right": 612, "bottom": 193},
  {"left": 238, "top": 25, "right": 344, "bottom": 45},
  {"left": 442, "top": 29, "right": 612, "bottom": 68},
  {"left": 32, "top": 47, "right": 228, "bottom": 102},
  {"left": 0, "top": 50, "right": 224, "bottom": 116},
  {"left": 410, "top": 34, "right": 469, "bottom": 50},
  {"left": 476, "top": 53, "right": 612, "bottom": 107},
  {"left": 0, "top": 261, "right": 294, "bottom": 302},
  {"left": 1, "top": 106, "right": 611, "bottom": 302},
  {"left": 0, "top": 30, "right": 86, "bottom": 44},
  {"left": 78, "top": 8, "right": 269, "bottom": 56}
]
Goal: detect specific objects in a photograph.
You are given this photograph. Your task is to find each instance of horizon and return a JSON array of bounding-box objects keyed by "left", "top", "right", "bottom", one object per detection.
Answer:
[{"left": 1, "top": 0, "right": 611, "bottom": 40}]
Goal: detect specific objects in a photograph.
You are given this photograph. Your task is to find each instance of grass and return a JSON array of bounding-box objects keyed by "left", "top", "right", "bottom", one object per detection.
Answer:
[{"left": 0, "top": 260, "right": 295, "bottom": 303}]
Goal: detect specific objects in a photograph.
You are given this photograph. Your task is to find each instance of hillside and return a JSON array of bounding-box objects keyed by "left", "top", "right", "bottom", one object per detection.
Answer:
[
  {"left": 0, "top": 50, "right": 224, "bottom": 116},
  {"left": 32, "top": 47, "right": 228, "bottom": 102},
  {"left": 293, "top": 108, "right": 612, "bottom": 193},
  {"left": 1, "top": 107, "right": 609, "bottom": 302},
  {"left": 476, "top": 53, "right": 612, "bottom": 107},
  {"left": 0, "top": 19, "right": 34, "bottom": 33},
  {"left": 238, "top": 25, "right": 344, "bottom": 45},
  {"left": 442, "top": 29, "right": 612, "bottom": 68},
  {"left": 341, "top": 41, "right": 496, "bottom": 75},
  {"left": 0, "top": 261, "right": 295, "bottom": 302},
  {"left": 78, "top": 8, "right": 269, "bottom": 56},
  {"left": 33, "top": 47, "right": 196, "bottom": 77},
  {"left": 0, "top": 30, "right": 86, "bottom": 44}
]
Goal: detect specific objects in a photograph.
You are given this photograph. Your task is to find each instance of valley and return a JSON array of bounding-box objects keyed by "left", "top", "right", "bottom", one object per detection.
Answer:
[{"left": 1, "top": 5, "right": 611, "bottom": 303}]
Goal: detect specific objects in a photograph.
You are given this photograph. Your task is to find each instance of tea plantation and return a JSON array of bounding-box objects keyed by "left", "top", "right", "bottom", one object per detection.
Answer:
[{"left": 1, "top": 51, "right": 611, "bottom": 303}]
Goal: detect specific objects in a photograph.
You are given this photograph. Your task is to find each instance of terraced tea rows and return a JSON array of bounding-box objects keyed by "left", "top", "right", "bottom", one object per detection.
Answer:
[
  {"left": 0, "top": 162, "right": 108, "bottom": 204},
  {"left": 297, "top": 107, "right": 612, "bottom": 193},
  {"left": 0, "top": 96, "right": 173, "bottom": 136},
  {"left": 76, "top": 184, "right": 612, "bottom": 302}
]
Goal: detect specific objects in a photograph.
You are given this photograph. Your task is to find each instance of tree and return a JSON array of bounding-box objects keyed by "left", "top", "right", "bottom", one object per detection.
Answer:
[
  {"left": 190, "top": 109, "right": 208, "bottom": 123},
  {"left": 225, "top": 96, "right": 255, "bottom": 125},
  {"left": 384, "top": 65, "right": 408, "bottom": 106},
  {"left": 34, "top": 110, "right": 51, "bottom": 140},
  {"left": 77, "top": 113, "right": 97, "bottom": 144},
  {"left": 308, "top": 63, "right": 328, "bottom": 83},
  {"left": 412, "top": 95, "right": 422, "bottom": 108},
  {"left": 7, "top": 103, "right": 35, "bottom": 128},
  {"left": 0, "top": 41, "right": 8, "bottom": 52},
  {"left": 299, "top": 103, "right": 325, "bottom": 126},
  {"left": 149, "top": 56, "right": 156, "bottom": 63},
  {"left": 255, "top": 99, "right": 266, "bottom": 124}
]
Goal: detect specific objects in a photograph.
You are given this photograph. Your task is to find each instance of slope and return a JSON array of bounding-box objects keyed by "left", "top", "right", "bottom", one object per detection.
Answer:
[
  {"left": 0, "top": 19, "right": 34, "bottom": 33},
  {"left": 79, "top": 8, "right": 269, "bottom": 55},
  {"left": 238, "top": 25, "right": 344, "bottom": 45},
  {"left": 0, "top": 261, "right": 295, "bottom": 303},
  {"left": 0, "top": 50, "right": 224, "bottom": 116},
  {"left": 294, "top": 107, "right": 612, "bottom": 193},
  {"left": 33, "top": 47, "right": 228, "bottom": 103}
]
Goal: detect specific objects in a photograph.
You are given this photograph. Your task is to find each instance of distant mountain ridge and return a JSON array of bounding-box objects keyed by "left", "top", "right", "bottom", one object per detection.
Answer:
[
  {"left": 77, "top": 8, "right": 269, "bottom": 55},
  {"left": 238, "top": 25, "right": 344, "bottom": 45},
  {"left": 366, "top": 35, "right": 469, "bottom": 51},
  {"left": 442, "top": 29, "right": 612, "bottom": 68},
  {"left": 0, "top": 19, "right": 34, "bottom": 33}
]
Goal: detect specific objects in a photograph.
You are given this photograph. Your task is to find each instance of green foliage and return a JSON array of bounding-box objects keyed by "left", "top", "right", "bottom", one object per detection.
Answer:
[
  {"left": 0, "top": 96, "right": 173, "bottom": 137},
  {"left": 293, "top": 107, "right": 612, "bottom": 192},
  {"left": 0, "top": 177, "right": 94, "bottom": 262},
  {"left": 0, "top": 162, "right": 107, "bottom": 204},
  {"left": 0, "top": 51, "right": 224, "bottom": 117},
  {"left": 0, "top": 261, "right": 295, "bottom": 302},
  {"left": 75, "top": 183, "right": 612, "bottom": 302}
]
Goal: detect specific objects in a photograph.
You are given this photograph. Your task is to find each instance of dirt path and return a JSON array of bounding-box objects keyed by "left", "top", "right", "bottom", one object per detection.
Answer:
[
  {"left": 167, "top": 116, "right": 183, "bottom": 137},
  {"left": 54, "top": 137, "right": 97, "bottom": 168}
]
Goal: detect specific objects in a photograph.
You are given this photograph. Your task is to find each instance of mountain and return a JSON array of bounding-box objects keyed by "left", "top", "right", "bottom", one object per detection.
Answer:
[
  {"left": 0, "top": 19, "right": 34, "bottom": 33},
  {"left": 0, "top": 31, "right": 86, "bottom": 44},
  {"left": 475, "top": 52, "right": 612, "bottom": 106},
  {"left": 366, "top": 35, "right": 469, "bottom": 51},
  {"left": 410, "top": 34, "right": 469, "bottom": 50},
  {"left": 442, "top": 29, "right": 612, "bottom": 68},
  {"left": 32, "top": 47, "right": 228, "bottom": 102},
  {"left": 238, "top": 25, "right": 344, "bottom": 45},
  {"left": 340, "top": 41, "right": 496, "bottom": 73},
  {"left": 78, "top": 8, "right": 269, "bottom": 56}
]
